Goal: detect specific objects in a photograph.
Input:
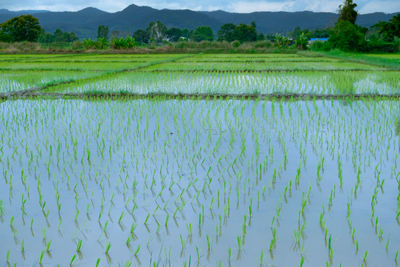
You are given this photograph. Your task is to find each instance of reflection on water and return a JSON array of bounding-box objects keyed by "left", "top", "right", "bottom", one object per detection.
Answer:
[
  {"left": 0, "top": 99, "right": 399, "bottom": 266},
  {"left": 55, "top": 70, "right": 400, "bottom": 95}
]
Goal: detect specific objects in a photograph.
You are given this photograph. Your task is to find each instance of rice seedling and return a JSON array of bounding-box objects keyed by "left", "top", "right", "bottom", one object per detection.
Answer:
[
  {"left": 39, "top": 250, "right": 45, "bottom": 265},
  {"left": 70, "top": 254, "right": 77, "bottom": 266},
  {"left": 135, "top": 245, "right": 141, "bottom": 257},
  {"left": 76, "top": 240, "right": 82, "bottom": 253},
  {"left": 105, "top": 242, "right": 111, "bottom": 255},
  {"left": 6, "top": 250, "right": 10, "bottom": 265},
  {"left": 46, "top": 241, "right": 52, "bottom": 253},
  {"left": 0, "top": 54, "right": 398, "bottom": 267},
  {"left": 363, "top": 250, "right": 368, "bottom": 264}
]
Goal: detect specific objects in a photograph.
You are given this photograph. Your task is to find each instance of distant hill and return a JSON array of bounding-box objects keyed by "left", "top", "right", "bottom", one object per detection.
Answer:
[{"left": 0, "top": 5, "right": 398, "bottom": 39}]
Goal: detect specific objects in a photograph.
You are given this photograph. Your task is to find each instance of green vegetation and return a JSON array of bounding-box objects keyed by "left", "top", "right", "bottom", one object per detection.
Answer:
[
  {"left": 0, "top": 15, "right": 42, "bottom": 42},
  {"left": 1, "top": 1, "right": 398, "bottom": 53},
  {"left": 0, "top": 31, "right": 399, "bottom": 267}
]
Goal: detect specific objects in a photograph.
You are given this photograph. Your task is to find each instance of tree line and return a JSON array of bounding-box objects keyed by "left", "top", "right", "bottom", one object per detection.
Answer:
[{"left": 0, "top": 0, "right": 399, "bottom": 52}]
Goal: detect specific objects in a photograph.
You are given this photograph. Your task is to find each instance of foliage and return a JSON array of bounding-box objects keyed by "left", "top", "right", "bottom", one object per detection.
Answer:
[
  {"left": 310, "top": 41, "right": 332, "bottom": 51},
  {"left": 373, "top": 14, "right": 400, "bottom": 42},
  {"left": 296, "top": 33, "right": 309, "bottom": 50},
  {"left": 97, "top": 25, "right": 109, "bottom": 40},
  {"left": 0, "top": 31, "right": 11, "bottom": 42},
  {"left": 166, "top": 28, "right": 182, "bottom": 42},
  {"left": 165, "top": 28, "right": 190, "bottom": 42},
  {"left": 233, "top": 24, "right": 257, "bottom": 43},
  {"left": 257, "top": 33, "right": 265, "bottom": 41},
  {"left": 83, "top": 38, "right": 108, "bottom": 49},
  {"left": 218, "top": 24, "right": 236, "bottom": 42},
  {"left": 366, "top": 37, "right": 398, "bottom": 52},
  {"left": 338, "top": 0, "right": 358, "bottom": 25},
  {"left": 274, "top": 34, "right": 291, "bottom": 48},
  {"left": 311, "top": 28, "right": 331, "bottom": 38},
  {"left": 329, "top": 20, "right": 366, "bottom": 51},
  {"left": 38, "top": 29, "right": 78, "bottom": 43},
  {"left": 0, "top": 15, "right": 42, "bottom": 42},
  {"left": 111, "top": 37, "right": 137, "bottom": 49},
  {"left": 218, "top": 23, "right": 257, "bottom": 43},
  {"left": 254, "top": 40, "right": 273, "bottom": 48},
  {"left": 192, "top": 26, "right": 214, "bottom": 42},
  {"left": 133, "top": 29, "right": 150, "bottom": 45},
  {"left": 231, "top": 40, "right": 241, "bottom": 48},
  {"left": 146, "top": 21, "right": 167, "bottom": 43}
]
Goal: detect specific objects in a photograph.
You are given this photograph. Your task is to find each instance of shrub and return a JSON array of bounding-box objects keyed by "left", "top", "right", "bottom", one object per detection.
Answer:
[
  {"left": 111, "top": 37, "right": 137, "bottom": 49},
  {"left": 83, "top": 39, "right": 98, "bottom": 49},
  {"left": 310, "top": 41, "right": 332, "bottom": 51},
  {"left": 231, "top": 40, "right": 241, "bottom": 48},
  {"left": 328, "top": 20, "right": 366, "bottom": 51},
  {"left": 367, "top": 39, "right": 398, "bottom": 52},
  {"left": 254, "top": 40, "right": 272, "bottom": 48},
  {"left": 83, "top": 38, "right": 109, "bottom": 49},
  {"left": 71, "top": 41, "right": 84, "bottom": 50}
]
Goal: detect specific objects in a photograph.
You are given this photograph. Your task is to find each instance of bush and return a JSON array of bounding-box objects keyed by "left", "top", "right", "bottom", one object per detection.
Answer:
[
  {"left": 328, "top": 20, "right": 367, "bottom": 51},
  {"left": 394, "top": 37, "right": 400, "bottom": 52},
  {"left": 111, "top": 37, "right": 137, "bottom": 49},
  {"left": 231, "top": 40, "right": 241, "bottom": 48},
  {"left": 193, "top": 26, "right": 214, "bottom": 42},
  {"left": 83, "top": 38, "right": 108, "bottom": 49},
  {"left": 254, "top": 40, "right": 273, "bottom": 48},
  {"left": 83, "top": 39, "right": 97, "bottom": 49},
  {"left": 71, "top": 41, "right": 84, "bottom": 50},
  {"left": 310, "top": 41, "right": 332, "bottom": 51},
  {"left": 173, "top": 41, "right": 196, "bottom": 49},
  {"left": 367, "top": 39, "right": 398, "bottom": 52},
  {"left": 295, "top": 33, "right": 309, "bottom": 50}
]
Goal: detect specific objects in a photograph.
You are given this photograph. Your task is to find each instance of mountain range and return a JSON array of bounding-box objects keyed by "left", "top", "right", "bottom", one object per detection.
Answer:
[{"left": 0, "top": 5, "right": 398, "bottom": 39}]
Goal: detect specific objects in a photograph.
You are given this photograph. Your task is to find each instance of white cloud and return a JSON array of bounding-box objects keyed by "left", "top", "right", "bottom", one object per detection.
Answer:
[
  {"left": 229, "top": 1, "right": 295, "bottom": 13},
  {"left": 228, "top": 0, "right": 345, "bottom": 13},
  {"left": 1, "top": 0, "right": 399, "bottom": 13},
  {"left": 358, "top": 0, "right": 400, "bottom": 13}
]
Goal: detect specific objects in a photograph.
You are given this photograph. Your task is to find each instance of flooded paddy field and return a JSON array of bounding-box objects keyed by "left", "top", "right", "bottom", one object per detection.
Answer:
[{"left": 0, "top": 53, "right": 399, "bottom": 267}]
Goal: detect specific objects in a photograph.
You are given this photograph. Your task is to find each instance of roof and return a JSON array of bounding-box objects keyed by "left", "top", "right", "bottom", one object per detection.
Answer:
[{"left": 310, "top": 38, "right": 329, "bottom": 41}]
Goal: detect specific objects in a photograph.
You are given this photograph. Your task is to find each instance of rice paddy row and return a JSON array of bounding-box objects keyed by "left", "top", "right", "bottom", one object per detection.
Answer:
[
  {"left": 0, "top": 53, "right": 399, "bottom": 266},
  {"left": 0, "top": 98, "right": 399, "bottom": 266}
]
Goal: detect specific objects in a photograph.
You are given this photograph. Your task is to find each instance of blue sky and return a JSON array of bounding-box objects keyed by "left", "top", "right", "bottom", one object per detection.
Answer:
[{"left": 1, "top": 0, "right": 399, "bottom": 13}]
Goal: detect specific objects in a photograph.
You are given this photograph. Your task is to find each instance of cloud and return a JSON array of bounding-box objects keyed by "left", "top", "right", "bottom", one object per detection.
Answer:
[
  {"left": 228, "top": 0, "right": 347, "bottom": 13},
  {"left": 229, "top": 1, "right": 295, "bottom": 12},
  {"left": 1, "top": 0, "right": 399, "bottom": 13},
  {"left": 358, "top": 0, "right": 400, "bottom": 13}
]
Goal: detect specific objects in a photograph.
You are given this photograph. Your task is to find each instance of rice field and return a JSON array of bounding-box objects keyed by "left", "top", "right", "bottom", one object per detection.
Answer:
[{"left": 0, "top": 53, "right": 399, "bottom": 267}]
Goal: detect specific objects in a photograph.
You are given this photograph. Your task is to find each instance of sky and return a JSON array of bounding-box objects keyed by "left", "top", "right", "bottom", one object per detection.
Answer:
[{"left": 0, "top": 0, "right": 399, "bottom": 14}]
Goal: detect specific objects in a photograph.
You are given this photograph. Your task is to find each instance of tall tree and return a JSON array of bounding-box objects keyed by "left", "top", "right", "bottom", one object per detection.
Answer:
[
  {"left": 146, "top": 21, "right": 167, "bottom": 43},
  {"left": 192, "top": 26, "right": 214, "bottom": 42},
  {"left": 373, "top": 14, "right": 400, "bottom": 42},
  {"left": 233, "top": 24, "right": 257, "bottom": 42},
  {"left": 166, "top": 28, "right": 183, "bottom": 42},
  {"left": 97, "top": 25, "right": 109, "bottom": 40},
  {"left": 328, "top": 0, "right": 366, "bottom": 51},
  {"left": 217, "top": 24, "right": 236, "bottom": 42},
  {"left": 329, "top": 20, "right": 366, "bottom": 51},
  {"left": 0, "top": 15, "right": 42, "bottom": 42},
  {"left": 133, "top": 29, "right": 149, "bottom": 44},
  {"left": 338, "top": 0, "right": 358, "bottom": 25}
]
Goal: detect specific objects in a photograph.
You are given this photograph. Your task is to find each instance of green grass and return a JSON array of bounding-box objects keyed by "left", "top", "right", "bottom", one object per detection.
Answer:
[{"left": 301, "top": 50, "right": 400, "bottom": 70}]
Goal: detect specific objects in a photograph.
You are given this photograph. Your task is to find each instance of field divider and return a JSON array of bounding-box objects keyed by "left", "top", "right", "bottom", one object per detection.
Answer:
[
  {"left": 298, "top": 51, "right": 400, "bottom": 70},
  {"left": 0, "top": 54, "right": 195, "bottom": 99},
  {"left": 5, "top": 92, "right": 400, "bottom": 101},
  {"left": 133, "top": 68, "right": 392, "bottom": 73}
]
